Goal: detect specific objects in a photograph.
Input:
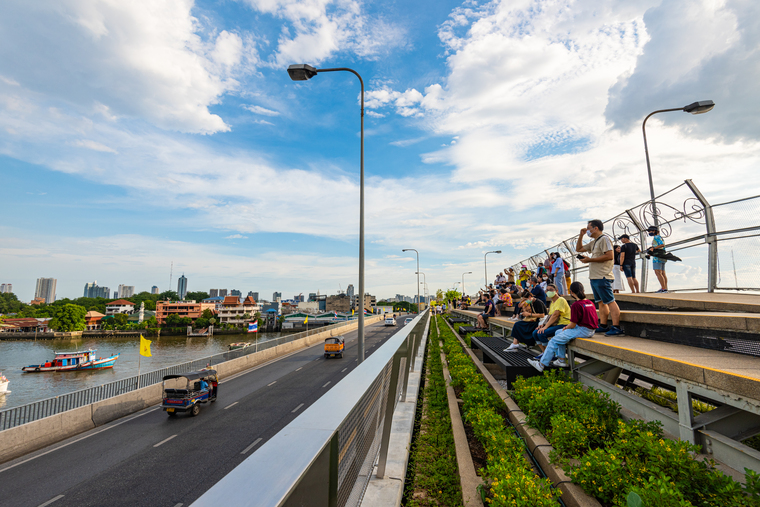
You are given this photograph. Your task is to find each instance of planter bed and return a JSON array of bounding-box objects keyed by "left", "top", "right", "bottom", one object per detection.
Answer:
[{"left": 440, "top": 314, "right": 760, "bottom": 507}]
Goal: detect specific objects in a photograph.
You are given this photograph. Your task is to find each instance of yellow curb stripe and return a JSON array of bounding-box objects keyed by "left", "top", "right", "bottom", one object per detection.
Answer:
[{"left": 575, "top": 338, "right": 760, "bottom": 382}]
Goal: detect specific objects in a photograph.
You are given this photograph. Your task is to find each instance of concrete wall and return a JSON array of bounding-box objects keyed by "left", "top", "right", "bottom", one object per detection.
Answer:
[{"left": 0, "top": 315, "right": 384, "bottom": 465}]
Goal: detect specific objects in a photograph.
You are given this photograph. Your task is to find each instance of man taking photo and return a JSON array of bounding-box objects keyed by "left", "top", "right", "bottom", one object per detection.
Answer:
[{"left": 576, "top": 219, "right": 623, "bottom": 336}]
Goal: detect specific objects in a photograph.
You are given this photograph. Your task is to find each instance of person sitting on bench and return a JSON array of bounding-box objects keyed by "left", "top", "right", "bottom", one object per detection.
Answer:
[
  {"left": 504, "top": 291, "right": 547, "bottom": 352},
  {"left": 476, "top": 293, "right": 495, "bottom": 329}
]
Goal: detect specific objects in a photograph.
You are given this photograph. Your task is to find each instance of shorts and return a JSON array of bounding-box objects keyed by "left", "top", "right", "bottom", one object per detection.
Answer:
[
  {"left": 590, "top": 278, "right": 615, "bottom": 305},
  {"left": 653, "top": 259, "right": 666, "bottom": 271},
  {"left": 622, "top": 264, "right": 636, "bottom": 278}
]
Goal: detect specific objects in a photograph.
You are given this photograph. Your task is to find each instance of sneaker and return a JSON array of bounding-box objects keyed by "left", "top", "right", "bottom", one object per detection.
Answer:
[
  {"left": 527, "top": 358, "right": 545, "bottom": 372},
  {"left": 605, "top": 326, "right": 624, "bottom": 336},
  {"left": 504, "top": 343, "right": 526, "bottom": 352},
  {"left": 534, "top": 353, "right": 543, "bottom": 361},
  {"left": 595, "top": 325, "right": 610, "bottom": 334},
  {"left": 551, "top": 358, "right": 568, "bottom": 367}
]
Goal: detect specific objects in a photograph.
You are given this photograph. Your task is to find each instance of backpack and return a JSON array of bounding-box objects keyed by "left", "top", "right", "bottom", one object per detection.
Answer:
[{"left": 563, "top": 259, "right": 570, "bottom": 271}]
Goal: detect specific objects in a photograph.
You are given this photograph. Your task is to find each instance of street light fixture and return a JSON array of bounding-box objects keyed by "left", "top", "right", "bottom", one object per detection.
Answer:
[
  {"left": 462, "top": 271, "right": 472, "bottom": 296},
  {"left": 403, "top": 249, "right": 420, "bottom": 313},
  {"left": 642, "top": 100, "right": 715, "bottom": 226},
  {"left": 416, "top": 271, "right": 426, "bottom": 308},
  {"left": 484, "top": 250, "right": 502, "bottom": 288},
  {"left": 288, "top": 63, "right": 366, "bottom": 363}
]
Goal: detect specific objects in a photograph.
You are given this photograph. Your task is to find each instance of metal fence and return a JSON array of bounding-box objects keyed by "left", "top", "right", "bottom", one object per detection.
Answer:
[
  {"left": 191, "top": 310, "right": 430, "bottom": 507},
  {"left": 0, "top": 317, "right": 378, "bottom": 432},
  {"left": 506, "top": 180, "right": 760, "bottom": 293}
]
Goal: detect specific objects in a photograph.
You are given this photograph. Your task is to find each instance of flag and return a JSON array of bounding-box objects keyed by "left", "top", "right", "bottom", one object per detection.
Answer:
[
  {"left": 248, "top": 321, "right": 258, "bottom": 333},
  {"left": 139, "top": 334, "right": 152, "bottom": 357},
  {"left": 333, "top": 311, "right": 338, "bottom": 318},
  {"left": 352, "top": 309, "right": 355, "bottom": 316},
  {"left": 304, "top": 315, "right": 308, "bottom": 324}
]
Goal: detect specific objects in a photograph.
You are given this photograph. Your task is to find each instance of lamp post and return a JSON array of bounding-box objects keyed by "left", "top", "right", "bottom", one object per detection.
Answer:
[
  {"left": 642, "top": 100, "right": 715, "bottom": 226},
  {"left": 462, "top": 271, "right": 472, "bottom": 296},
  {"left": 288, "top": 63, "right": 366, "bottom": 363},
  {"left": 484, "top": 250, "right": 502, "bottom": 288},
  {"left": 417, "top": 271, "right": 427, "bottom": 308},
  {"left": 403, "top": 249, "right": 420, "bottom": 313}
]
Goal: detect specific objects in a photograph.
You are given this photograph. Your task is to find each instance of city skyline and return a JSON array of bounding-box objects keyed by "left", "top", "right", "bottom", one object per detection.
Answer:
[{"left": 1, "top": 1, "right": 759, "bottom": 303}]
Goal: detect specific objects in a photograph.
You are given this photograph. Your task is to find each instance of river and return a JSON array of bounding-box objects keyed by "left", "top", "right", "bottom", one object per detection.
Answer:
[{"left": 0, "top": 332, "right": 290, "bottom": 410}]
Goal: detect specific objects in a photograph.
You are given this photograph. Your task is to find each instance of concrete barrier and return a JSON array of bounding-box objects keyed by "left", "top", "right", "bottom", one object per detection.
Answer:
[{"left": 0, "top": 315, "right": 385, "bottom": 465}]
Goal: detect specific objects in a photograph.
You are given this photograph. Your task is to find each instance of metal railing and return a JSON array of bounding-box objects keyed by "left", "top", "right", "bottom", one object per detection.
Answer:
[
  {"left": 0, "top": 317, "right": 380, "bottom": 432},
  {"left": 506, "top": 180, "right": 760, "bottom": 293},
  {"left": 191, "top": 310, "right": 430, "bottom": 507}
]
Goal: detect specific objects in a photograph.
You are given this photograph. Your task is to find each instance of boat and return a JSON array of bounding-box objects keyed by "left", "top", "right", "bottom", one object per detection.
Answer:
[
  {"left": 228, "top": 342, "right": 252, "bottom": 351},
  {"left": 22, "top": 349, "right": 120, "bottom": 372},
  {"left": 0, "top": 373, "right": 9, "bottom": 395}
]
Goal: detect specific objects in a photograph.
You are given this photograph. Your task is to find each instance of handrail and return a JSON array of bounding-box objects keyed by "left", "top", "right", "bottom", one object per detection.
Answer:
[{"left": 191, "top": 310, "right": 430, "bottom": 507}]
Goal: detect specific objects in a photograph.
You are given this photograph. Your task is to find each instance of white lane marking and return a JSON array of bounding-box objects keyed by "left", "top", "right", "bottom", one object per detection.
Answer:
[
  {"left": 355, "top": 359, "right": 358, "bottom": 362},
  {"left": 241, "top": 437, "right": 263, "bottom": 455},
  {"left": 224, "top": 402, "right": 238, "bottom": 410},
  {"left": 295, "top": 367, "right": 303, "bottom": 371},
  {"left": 267, "top": 381, "right": 277, "bottom": 387},
  {"left": 292, "top": 403, "right": 304, "bottom": 413},
  {"left": 37, "top": 495, "right": 64, "bottom": 507},
  {"left": 173, "top": 504, "right": 183, "bottom": 507},
  {"left": 153, "top": 434, "right": 177, "bottom": 448},
  {"left": 0, "top": 405, "right": 162, "bottom": 475},
  {"left": 341, "top": 368, "right": 347, "bottom": 372},
  {"left": 322, "top": 381, "right": 331, "bottom": 388}
]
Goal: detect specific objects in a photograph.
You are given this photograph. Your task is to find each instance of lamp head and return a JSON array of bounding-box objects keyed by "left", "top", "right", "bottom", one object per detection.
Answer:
[
  {"left": 495, "top": 250, "right": 502, "bottom": 254},
  {"left": 683, "top": 100, "right": 715, "bottom": 115},
  {"left": 287, "top": 64, "right": 318, "bottom": 81}
]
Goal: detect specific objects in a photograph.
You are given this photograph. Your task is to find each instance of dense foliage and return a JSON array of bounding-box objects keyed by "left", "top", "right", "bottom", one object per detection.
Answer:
[
  {"left": 49, "top": 303, "right": 87, "bottom": 332},
  {"left": 437, "top": 316, "right": 561, "bottom": 506},
  {"left": 403, "top": 320, "right": 463, "bottom": 506},
  {"left": 512, "top": 372, "right": 759, "bottom": 506}
]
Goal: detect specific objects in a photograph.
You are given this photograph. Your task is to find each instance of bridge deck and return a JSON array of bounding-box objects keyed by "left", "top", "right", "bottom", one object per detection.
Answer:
[{"left": 615, "top": 292, "right": 760, "bottom": 313}]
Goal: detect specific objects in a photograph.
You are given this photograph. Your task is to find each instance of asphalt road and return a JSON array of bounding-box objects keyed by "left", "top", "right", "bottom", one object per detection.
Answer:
[{"left": 0, "top": 316, "right": 410, "bottom": 507}]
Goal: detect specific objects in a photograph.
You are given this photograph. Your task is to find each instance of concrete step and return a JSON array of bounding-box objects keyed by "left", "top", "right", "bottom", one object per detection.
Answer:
[{"left": 616, "top": 292, "right": 760, "bottom": 314}]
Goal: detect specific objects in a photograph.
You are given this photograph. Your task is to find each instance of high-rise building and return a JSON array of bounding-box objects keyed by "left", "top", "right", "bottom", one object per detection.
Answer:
[
  {"left": 35, "top": 277, "right": 57, "bottom": 304},
  {"left": 151, "top": 286, "right": 159, "bottom": 295},
  {"left": 230, "top": 289, "right": 241, "bottom": 297},
  {"left": 248, "top": 291, "right": 259, "bottom": 301},
  {"left": 308, "top": 292, "right": 317, "bottom": 302},
  {"left": 273, "top": 291, "right": 282, "bottom": 301},
  {"left": 294, "top": 294, "right": 305, "bottom": 302},
  {"left": 210, "top": 289, "right": 218, "bottom": 298},
  {"left": 84, "top": 281, "right": 111, "bottom": 299},
  {"left": 113, "top": 290, "right": 118, "bottom": 299},
  {"left": 346, "top": 284, "right": 355, "bottom": 299},
  {"left": 0, "top": 283, "right": 12, "bottom": 294},
  {"left": 118, "top": 284, "right": 135, "bottom": 298},
  {"left": 177, "top": 275, "right": 188, "bottom": 300}
]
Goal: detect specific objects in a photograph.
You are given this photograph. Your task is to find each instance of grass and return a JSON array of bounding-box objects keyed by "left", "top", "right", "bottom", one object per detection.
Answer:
[{"left": 402, "top": 319, "right": 463, "bottom": 507}]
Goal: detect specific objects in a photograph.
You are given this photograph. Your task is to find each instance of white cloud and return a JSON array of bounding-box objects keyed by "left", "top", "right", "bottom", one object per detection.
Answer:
[
  {"left": 225, "top": 234, "right": 249, "bottom": 239},
  {"left": 72, "top": 139, "right": 118, "bottom": 153},
  {"left": 0, "top": 0, "right": 255, "bottom": 134},
  {"left": 242, "top": 104, "right": 281, "bottom": 116},
  {"left": 240, "top": 0, "right": 408, "bottom": 65}
]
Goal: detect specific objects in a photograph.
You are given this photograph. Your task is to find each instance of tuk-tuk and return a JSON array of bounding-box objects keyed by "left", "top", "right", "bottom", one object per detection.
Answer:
[
  {"left": 324, "top": 336, "right": 344, "bottom": 359},
  {"left": 161, "top": 369, "right": 218, "bottom": 417}
]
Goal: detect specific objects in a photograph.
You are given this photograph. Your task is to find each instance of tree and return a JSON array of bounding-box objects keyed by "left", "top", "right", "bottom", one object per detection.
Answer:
[
  {"left": 201, "top": 308, "right": 214, "bottom": 319},
  {"left": 165, "top": 314, "right": 181, "bottom": 327},
  {"left": 178, "top": 317, "right": 192, "bottom": 326},
  {"left": 444, "top": 289, "right": 462, "bottom": 304},
  {"left": 194, "top": 317, "right": 209, "bottom": 328},
  {"left": 0, "top": 292, "right": 25, "bottom": 314},
  {"left": 113, "top": 313, "right": 129, "bottom": 328},
  {"left": 50, "top": 304, "right": 87, "bottom": 332},
  {"left": 159, "top": 290, "right": 179, "bottom": 301},
  {"left": 436, "top": 289, "right": 444, "bottom": 301},
  {"left": 185, "top": 291, "right": 209, "bottom": 302}
]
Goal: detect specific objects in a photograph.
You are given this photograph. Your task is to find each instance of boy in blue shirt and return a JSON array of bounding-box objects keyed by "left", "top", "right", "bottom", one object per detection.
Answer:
[{"left": 647, "top": 225, "right": 668, "bottom": 292}]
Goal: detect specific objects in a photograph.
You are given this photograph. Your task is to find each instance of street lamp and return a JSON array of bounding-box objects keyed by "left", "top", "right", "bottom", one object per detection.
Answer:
[
  {"left": 288, "top": 63, "right": 366, "bottom": 363},
  {"left": 642, "top": 100, "right": 715, "bottom": 226},
  {"left": 462, "top": 271, "right": 472, "bottom": 296},
  {"left": 417, "top": 271, "right": 427, "bottom": 307},
  {"left": 484, "top": 250, "right": 502, "bottom": 288},
  {"left": 403, "top": 249, "right": 420, "bottom": 313}
]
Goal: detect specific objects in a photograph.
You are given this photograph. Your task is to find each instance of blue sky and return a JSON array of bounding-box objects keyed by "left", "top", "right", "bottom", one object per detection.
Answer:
[{"left": 1, "top": 0, "right": 759, "bottom": 302}]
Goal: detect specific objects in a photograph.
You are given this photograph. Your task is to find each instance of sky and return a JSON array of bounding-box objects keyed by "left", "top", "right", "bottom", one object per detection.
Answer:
[{"left": 1, "top": 0, "right": 759, "bottom": 302}]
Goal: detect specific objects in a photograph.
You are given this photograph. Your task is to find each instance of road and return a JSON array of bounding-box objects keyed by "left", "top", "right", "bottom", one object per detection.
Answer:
[{"left": 0, "top": 316, "right": 410, "bottom": 507}]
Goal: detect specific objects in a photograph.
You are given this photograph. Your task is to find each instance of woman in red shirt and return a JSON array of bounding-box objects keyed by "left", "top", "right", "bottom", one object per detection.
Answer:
[{"left": 528, "top": 281, "right": 599, "bottom": 372}]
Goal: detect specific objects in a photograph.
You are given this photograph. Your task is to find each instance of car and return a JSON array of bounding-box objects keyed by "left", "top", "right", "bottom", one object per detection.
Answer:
[
  {"left": 404, "top": 317, "right": 413, "bottom": 325},
  {"left": 384, "top": 317, "right": 396, "bottom": 326}
]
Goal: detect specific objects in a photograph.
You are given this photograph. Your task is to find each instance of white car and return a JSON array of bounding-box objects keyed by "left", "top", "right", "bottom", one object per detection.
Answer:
[
  {"left": 404, "top": 317, "right": 413, "bottom": 325},
  {"left": 384, "top": 317, "right": 397, "bottom": 326}
]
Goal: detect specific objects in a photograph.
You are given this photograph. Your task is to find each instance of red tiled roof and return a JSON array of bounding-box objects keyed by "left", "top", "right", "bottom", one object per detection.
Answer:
[
  {"left": 243, "top": 296, "right": 256, "bottom": 305},
  {"left": 222, "top": 296, "right": 240, "bottom": 305},
  {"left": 107, "top": 299, "right": 135, "bottom": 306},
  {"left": 3, "top": 318, "right": 42, "bottom": 325}
]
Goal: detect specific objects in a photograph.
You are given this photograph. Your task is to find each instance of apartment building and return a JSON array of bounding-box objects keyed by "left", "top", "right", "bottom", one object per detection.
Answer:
[{"left": 217, "top": 296, "right": 260, "bottom": 327}]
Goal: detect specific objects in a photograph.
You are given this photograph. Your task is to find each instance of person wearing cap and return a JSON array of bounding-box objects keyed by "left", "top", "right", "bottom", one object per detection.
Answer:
[
  {"left": 647, "top": 225, "right": 668, "bottom": 292},
  {"left": 618, "top": 235, "right": 640, "bottom": 293}
]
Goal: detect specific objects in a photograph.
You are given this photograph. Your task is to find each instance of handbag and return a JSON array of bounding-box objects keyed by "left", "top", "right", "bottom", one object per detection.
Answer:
[{"left": 537, "top": 315, "right": 551, "bottom": 327}]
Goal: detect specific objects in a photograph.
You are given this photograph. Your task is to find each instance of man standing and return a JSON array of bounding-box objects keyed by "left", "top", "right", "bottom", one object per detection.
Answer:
[
  {"left": 647, "top": 225, "right": 668, "bottom": 292},
  {"left": 618, "top": 235, "right": 640, "bottom": 293},
  {"left": 551, "top": 253, "right": 567, "bottom": 295},
  {"left": 576, "top": 219, "right": 623, "bottom": 336}
]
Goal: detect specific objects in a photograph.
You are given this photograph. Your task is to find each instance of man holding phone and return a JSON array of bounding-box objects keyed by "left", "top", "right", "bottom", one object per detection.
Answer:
[{"left": 576, "top": 219, "right": 623, "bottom": 336}]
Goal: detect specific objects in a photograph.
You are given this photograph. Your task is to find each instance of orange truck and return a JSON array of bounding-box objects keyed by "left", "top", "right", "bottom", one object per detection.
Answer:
[{"left": 324, "top": 336, "right": 345, "bottom": 359}]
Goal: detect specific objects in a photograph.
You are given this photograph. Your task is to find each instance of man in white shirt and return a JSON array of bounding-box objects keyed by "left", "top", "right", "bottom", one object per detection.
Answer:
[{"left": 576, "top": 219, "right": 623, "bottom": 336}]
